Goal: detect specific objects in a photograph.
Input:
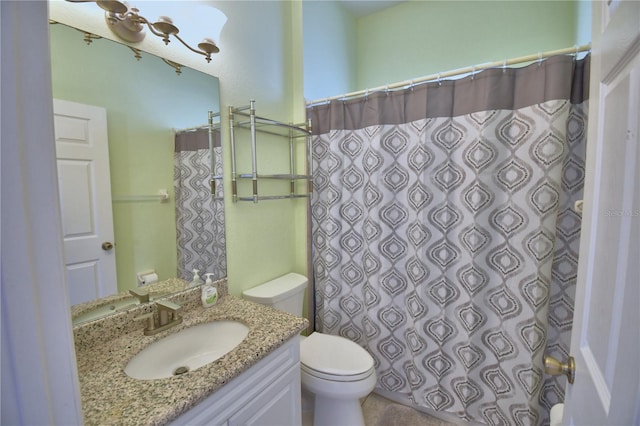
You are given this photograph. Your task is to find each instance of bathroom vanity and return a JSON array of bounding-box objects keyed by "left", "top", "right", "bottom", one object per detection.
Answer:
[
  {"left": 73, "top": 281, "right": 307, "bottom": 425},
  {"left": 171, "top": 337, "right": 300, "bottom": 425}
]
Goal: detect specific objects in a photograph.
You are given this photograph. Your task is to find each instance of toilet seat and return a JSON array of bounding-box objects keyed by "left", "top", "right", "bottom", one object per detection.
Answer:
[
  {"left": 301, "top": 362, "right": 375, "bottom": 382},
  {"left": 300, "top": 333, "right": 375, "bottom": 382}
]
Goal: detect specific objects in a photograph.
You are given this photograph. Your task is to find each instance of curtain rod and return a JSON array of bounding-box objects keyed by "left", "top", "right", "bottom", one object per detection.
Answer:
[{"left": 307, "top": 44, "right": 591, "bottom": 107}]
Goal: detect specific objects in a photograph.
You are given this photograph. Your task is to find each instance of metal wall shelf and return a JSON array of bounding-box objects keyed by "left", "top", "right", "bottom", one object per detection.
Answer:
[
  {"left": 208, "top": 111, "right": 223, "bottom": 197},
  {"left": 237, "top": 194, "right": 310, "bottom": 202},
  {"left": 237, "top": 173, "right": 312, "bottom": 180},
  {"left": 229, "top": 100, "right": 313, "bottom": 203},
  {"left": 233, "top": 115, "right": 310, "bottom": 139}
]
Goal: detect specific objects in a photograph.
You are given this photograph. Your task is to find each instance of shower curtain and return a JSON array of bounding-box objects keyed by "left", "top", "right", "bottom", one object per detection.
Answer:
[
  {"left": 174, "top": 127, "right": 226, "bottom": 281},
  {"left": 308, "top": 55, "right": 589, "bottom": 426}
]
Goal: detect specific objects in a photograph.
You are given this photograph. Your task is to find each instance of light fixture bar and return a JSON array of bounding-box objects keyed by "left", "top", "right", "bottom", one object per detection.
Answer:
[{"left": 65, "top": 0, "right": 220, "bottom": 62}]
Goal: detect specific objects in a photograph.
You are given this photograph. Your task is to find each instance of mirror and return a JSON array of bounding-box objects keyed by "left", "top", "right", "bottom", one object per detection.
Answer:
[{"left": 49, "top": 22, "right": 225, "bottom": 324}]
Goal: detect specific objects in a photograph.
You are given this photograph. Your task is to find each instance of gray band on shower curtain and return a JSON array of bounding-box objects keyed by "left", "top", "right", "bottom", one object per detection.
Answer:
[
  {"left": 309, "top": 55, "right": 589, "bottom": 135},
  {"left": 174, "top": 127, "right": 222, "bottom": 152},
  {"left": 308, "top": 54, "right": 589, "bottom": 426}
]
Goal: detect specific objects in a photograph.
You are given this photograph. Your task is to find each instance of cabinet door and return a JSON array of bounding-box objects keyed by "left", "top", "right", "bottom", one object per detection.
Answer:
[{"left": 228, "top": 366, "right": 301, "bottom": 426}]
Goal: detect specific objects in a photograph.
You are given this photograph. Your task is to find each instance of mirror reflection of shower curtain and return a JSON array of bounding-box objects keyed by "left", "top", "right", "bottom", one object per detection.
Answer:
[
  {"left": 174, "top": 127, "right": 226, "bottom": 281},
  {"left": 308, "top": 55, "right": 589, "bottom": 426}
]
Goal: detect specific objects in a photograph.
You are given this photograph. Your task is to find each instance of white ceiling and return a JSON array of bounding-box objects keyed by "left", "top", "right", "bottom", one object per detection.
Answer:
[{"left": 340, "top": 0, "right": 407, "bottom": 18}]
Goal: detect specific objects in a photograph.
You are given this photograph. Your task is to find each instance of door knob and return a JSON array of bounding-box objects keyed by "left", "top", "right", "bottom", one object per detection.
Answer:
[
  {"left": 544, "top": 354, "right": 575, "bottom": 384},
  {"left": 102, "top": 241, "right": 114, "bottom": 251}
]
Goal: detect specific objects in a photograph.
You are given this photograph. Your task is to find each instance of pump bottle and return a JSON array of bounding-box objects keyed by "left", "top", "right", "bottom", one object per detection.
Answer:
[{"left": 201, "top": 273, "right": 218, "bottom": 307}]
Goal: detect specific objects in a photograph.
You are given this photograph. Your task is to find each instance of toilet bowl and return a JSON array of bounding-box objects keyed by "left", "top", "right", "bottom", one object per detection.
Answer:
[
  {"left": 300, "top": 332, "right": 376, "bottom": 426},
  {"left": 243, "top": 273, "right": 377, "bottom": 426}
]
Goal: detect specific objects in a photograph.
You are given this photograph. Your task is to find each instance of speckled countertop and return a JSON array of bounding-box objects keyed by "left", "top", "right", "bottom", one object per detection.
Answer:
[{"left": 73, "top": 280, "right": 308, "bottom": 426}]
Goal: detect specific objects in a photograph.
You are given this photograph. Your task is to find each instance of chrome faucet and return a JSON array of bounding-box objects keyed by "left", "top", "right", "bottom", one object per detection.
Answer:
[{"left": 134, "top": 300, "right": 183, "bottom": 336}]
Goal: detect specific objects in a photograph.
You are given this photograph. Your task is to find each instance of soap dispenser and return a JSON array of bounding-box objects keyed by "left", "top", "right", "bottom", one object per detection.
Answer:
[
  {"left": 201, "top": 273, "right": 218, "bottom": 307},
  {"left": 188, "top": 269, "right": 204, "bottom": 288}
]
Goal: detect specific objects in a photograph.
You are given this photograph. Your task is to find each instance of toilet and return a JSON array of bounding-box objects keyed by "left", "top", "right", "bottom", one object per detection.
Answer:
[{"left": 242, "top": 273, "right": 376, "bottom": 426}]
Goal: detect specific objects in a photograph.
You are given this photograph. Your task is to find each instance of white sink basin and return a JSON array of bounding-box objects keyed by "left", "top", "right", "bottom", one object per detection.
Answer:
[{"left": 124, "top": 320, "right": 249, "bottom": 380}]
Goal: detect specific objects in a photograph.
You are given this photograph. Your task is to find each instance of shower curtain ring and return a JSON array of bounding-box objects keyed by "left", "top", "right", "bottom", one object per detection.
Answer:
[
  {"left": 538, "top": 52, "right": 543, "bottom": 66},
  {"left": 410, "top": 80, "right": 414, "bottom": 91},
  {"left": 471, "top": 66, "right": 476, "bottom": 80},
  {"left": 574, "top": 45, "right": 579, "bottom": 60},
  {"left": 502, "top": 59, "right": 507, "bottom": 73},
  {"left": 437, "top": 73, "right": 442, "bottom": 86}
]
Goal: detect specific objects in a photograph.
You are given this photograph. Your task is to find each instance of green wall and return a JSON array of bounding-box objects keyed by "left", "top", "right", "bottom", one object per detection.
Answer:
[
  {"left": 50, "top": 23, "right": 220, "bottom": 293},
  {"left": 356, "top": 1, "right": 580, "bottom": 90},
  {"left": 303, "top": 0, "right": 358, "bottom": 101},
  {"left": 303, "top": 0, "right": 587, "bottom": 101},
  {"left": 205, "top": 1, "right": 309, "bottom": 297}
]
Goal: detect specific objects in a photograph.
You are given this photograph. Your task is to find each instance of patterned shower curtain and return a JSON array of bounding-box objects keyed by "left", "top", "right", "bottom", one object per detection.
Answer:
[
  {"left": 174, "top": 127, "right": 226, "bottom": 281},
  {"left": 308, "top": 55, "right": 589, "bottom": 426}
]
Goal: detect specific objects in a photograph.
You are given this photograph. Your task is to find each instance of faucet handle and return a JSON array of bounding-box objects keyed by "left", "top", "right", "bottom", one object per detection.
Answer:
[
  {"left": 156, "top": 300, "right": 182, "bottom": 325},
  {"left": 157, "top": 300, "right": 181, "bottom": 314},
  {"left": 129, "top": 288, "right": 150, "bottom": 303}
]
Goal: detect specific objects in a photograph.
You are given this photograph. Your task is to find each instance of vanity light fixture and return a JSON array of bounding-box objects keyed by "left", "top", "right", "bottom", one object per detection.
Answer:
[{"left": 65, "top": 0, "right": 220, "bottom": 62}]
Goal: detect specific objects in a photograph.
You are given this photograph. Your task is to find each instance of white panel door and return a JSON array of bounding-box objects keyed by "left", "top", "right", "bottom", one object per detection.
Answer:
[
  {"left": 53, "top": 99, "right": 117, "bottom": 305},
  {"left": 563, "top": 1, "right": 640, "bottom": 424}
]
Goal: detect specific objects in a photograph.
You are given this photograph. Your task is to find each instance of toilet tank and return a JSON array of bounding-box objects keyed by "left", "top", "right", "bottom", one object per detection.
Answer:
[{"left": 242, "top": 273, "right": 307, "bottom": 317}]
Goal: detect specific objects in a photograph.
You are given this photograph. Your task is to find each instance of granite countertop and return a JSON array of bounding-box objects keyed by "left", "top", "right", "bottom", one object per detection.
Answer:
[{"left": 73, "top": 284, "right": 308, "bottom": 426}]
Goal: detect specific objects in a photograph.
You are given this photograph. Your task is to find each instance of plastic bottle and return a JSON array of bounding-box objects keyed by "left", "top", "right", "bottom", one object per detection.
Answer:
[
  {"left": 201, "top": 273, "right": 218, "bottom": 307},
  {"left": 188, "top": 269, "right": 204, "bottom": 288}
]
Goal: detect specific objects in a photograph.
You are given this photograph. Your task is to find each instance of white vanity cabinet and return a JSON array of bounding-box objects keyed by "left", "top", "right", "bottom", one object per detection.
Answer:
[{"left": 170, "top": 336, "right": 301, "bottom": 426}]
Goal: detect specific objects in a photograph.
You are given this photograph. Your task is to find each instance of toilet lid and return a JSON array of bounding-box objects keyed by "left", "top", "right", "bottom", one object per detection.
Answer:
[{"left": 300, "top": 333, "right": 374, "bottom": 379}]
